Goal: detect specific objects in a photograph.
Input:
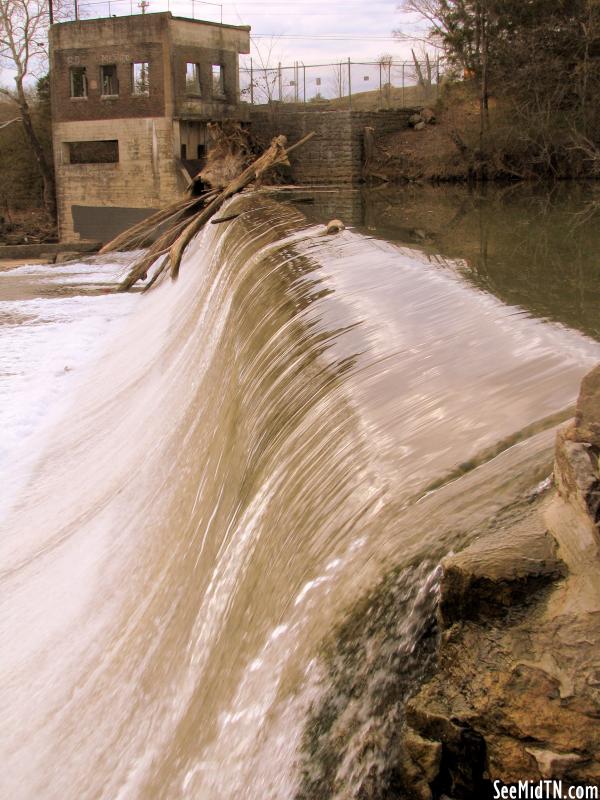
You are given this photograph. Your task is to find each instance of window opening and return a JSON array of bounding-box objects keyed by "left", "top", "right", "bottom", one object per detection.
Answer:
[
  {"left": 212, "top": 64, "right": 224, "bottom": 96},
  {"left": 185, "top": 63, "right": 200, "bottom": 94},
  {"left": 70, "top": 66, "right": 87, "bottom": 98},
  {"left": 132, "top": 62, "right": 149, "bottom": 95},
  {"left": 100, "top": 64, "right": 118, "bottom": 96},
  {"left": 68, "top": 140, "right": 119, "bottom": 164}
]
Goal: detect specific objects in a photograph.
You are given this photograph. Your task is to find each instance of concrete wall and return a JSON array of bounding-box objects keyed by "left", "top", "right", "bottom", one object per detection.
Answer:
[
  {"left": 249, "top": 107, "right": 415, "bottom": 184},
  {"left": 169, "top": 17, "right": 249, "bottom": 120},
  {"left": 53, "top": 117, "right": 181, "bottom": 241},
  {"left": 0, "top": 241, "right": 100, "bottom": 259},
  {"left": 172, "top": 45, "right": 244, "bottom": 121}
]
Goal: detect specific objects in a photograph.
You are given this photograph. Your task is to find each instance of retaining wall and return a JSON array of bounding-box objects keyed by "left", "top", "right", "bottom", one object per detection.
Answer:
[
  {"left": 0, "top": 241, "right": 100, "bottom": 259},
  {"left": 249, "top": 106, "right": 415, "bottom": 184}
]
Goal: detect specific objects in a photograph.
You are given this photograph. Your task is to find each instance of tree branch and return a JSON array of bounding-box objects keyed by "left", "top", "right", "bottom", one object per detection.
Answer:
[{"left": 0, "top": 116, "right": 21, "bottom": 129}]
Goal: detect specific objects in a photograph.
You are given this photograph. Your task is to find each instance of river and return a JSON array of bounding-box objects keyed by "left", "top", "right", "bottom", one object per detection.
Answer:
[{"left": 1, "top": 184, "right": 599, "bottom": 799}]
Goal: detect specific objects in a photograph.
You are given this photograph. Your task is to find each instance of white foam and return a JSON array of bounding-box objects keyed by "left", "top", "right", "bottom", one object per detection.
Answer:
[{"left": 0, "top": 261, "right": 137, "bottom": 518}]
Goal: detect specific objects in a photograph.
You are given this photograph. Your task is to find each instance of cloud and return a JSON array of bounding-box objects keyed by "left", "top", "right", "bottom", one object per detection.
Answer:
[{"left": 223, "top": 0, "right": 423, "bottom": 64}]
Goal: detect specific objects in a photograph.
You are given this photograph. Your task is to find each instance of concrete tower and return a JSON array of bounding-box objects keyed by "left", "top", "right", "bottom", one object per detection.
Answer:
[{"left": 49, "top": 12, "right": 250, "bottom": 242}]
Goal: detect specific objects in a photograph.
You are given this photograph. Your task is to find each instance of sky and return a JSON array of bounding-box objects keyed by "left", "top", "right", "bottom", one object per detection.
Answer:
[
  {"left": 72, "top": 0, "right": 429, "bottom": 67},
  {"left": 0, "top": 0, "right": 430, "bottom": 92},
  {"left": 222, "top": 0, "right": 426, "bottom": 65}
]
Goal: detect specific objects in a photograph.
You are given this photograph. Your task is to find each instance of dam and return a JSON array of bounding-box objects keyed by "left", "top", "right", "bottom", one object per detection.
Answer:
[{"left": 1, "top": 184, "right": 600, "bottom": 798}]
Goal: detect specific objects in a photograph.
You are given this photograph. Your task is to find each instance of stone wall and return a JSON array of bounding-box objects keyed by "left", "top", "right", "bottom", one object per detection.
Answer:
[{"left": 249, "top": 107, "right": 415, "bottom": 183}]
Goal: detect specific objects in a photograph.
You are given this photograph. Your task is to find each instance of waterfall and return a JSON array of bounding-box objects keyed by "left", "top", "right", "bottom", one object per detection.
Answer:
[{"left": 1, "top": 194, "right": 598, "bottom": 799}]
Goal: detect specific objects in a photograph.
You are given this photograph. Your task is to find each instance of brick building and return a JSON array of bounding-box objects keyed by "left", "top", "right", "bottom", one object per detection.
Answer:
[{"left": 49, "top": 12, "right": 250, "bottom": 242}]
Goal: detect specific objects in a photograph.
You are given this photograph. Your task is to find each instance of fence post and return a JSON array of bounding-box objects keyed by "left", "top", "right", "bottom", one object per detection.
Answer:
[
  {"left": 379, "top": 61, "right": 382, "bottom": 106},
  {"left": 250, "top": 57, "right": 254, "bottom": 104},
  {"left": 347, "top": 57, "right": 352, "bottom": 109},
  {"left": 278, "top": 62, "right": 282, "bottom": 101},
  {"left": 295, "top": 61, "right": 299, "bottom": 102},
  {"left": 303, "top": 62, "right": 306, "bottom": 103},
  {"left": 402, "top": 63, "right": 405, "bottom": 107},
  {"left": 436, "top": 55, "right": 440, "bottom": 98}
]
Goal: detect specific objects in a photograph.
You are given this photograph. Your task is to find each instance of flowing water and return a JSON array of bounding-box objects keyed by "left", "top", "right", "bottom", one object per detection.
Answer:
[{"left": 1, "top": 185, "right": 599, "bottom": 800}]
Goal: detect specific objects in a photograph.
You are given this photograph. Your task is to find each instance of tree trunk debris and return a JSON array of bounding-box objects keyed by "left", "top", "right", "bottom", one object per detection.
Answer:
[{"left": 100, "top": 132, "right": 315, "bottom": 292}]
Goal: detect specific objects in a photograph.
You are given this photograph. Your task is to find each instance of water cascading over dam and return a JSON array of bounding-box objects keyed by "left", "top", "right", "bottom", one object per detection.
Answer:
[{"left": 1, "top": 192, "right": 599, "bottom": 799}]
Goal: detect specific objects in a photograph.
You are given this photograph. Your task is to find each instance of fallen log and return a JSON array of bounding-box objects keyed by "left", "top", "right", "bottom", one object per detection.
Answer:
[
  {"left": 99, "top": 192, "right": 217, "bottom": 255},
  {"left": 116, "top": 131, "right": 315, "bottom": 291},
  {"left": 119, "top": 215, "right": 194, "bottom": 290}
]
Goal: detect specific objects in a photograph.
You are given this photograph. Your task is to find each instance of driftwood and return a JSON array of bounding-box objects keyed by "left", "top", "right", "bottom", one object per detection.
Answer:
[
  {"left": 99, "top": 192, "right": 218, "bottom": 256},
  {"left": 199, "top": 121, "right": 257, "bottom": 189},
  {"left": 113, "top": 131, "right": 315, "bottom": 291}
]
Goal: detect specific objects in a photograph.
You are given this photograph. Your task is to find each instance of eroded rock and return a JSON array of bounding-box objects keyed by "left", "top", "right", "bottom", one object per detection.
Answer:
[
  {"left": 525, "top": 748, "right": 584, "bottom": 779},
  {"left": 438, "top": 521, "right": 564, "bottom": 628},
  {"left": 575, "top": 364, "right": 600, "bottom": 447},
  {"left": 394, "top": 367, "right": 600, "bottom": 797},
  {"left": 555, "top": 424, "right": 600, "bottom": 523},
  {"left": 325, "top": 219, "right": 345, "bottom": 234},
  {"left": 54, "top": 252, "right": 79, "bottom": 264},
  {"left": 397, "top": 729, "right": 442, "bottom": 800}
]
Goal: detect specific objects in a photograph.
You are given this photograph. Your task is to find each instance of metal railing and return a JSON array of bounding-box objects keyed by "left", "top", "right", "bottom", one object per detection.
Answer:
[
  {"left": 239, "top": 58, "right": 444, "bottom": 109},
  {"left": 69, "top": 0, "right": 223, "bottom": 23}
]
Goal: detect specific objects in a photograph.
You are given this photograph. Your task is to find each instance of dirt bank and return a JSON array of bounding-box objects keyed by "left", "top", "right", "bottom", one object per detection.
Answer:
[{"left": 368, "top": 84, "right": 594, "bottom": 183}]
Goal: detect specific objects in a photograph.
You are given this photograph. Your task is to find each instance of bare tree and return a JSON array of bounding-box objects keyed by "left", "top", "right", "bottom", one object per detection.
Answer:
[
  {"left": 377, "top": 53, "right": 393, "bottom": 106},
  {"left": 396, "top": 1, "right": 488, "bottom": 134},
  {"left": 243, "top": 36, "right": 284, "bottom": 105},
  {"left": 378, "top": 52, "right": 393, "bottom": 82},
  {"left": 328, "top": 62, "right": 348, "bottom": 100},
  {"left": 0, "top": 0, "right": 56, "bottom": 217},
  {"left": 394, "top": 0, "right": 446, "bottom": 50}
]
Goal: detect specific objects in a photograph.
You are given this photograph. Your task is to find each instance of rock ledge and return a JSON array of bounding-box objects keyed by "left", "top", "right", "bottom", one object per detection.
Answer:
[{"left": 396, "top": 365, "right": 600, "bottom": 798}]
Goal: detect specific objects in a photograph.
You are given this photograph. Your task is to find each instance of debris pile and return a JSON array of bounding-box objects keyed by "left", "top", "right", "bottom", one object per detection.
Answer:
[
  {"left": 198, "top": 121, "right": 258, "bottom": 190},
  {"left": 99, "top": 131, "right": 315, "bottom": 292}
]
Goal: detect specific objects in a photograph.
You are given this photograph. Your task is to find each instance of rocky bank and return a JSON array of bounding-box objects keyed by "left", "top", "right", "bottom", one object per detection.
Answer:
[{"left": 398, "top": 366, "right": 600, "bottom": 796}]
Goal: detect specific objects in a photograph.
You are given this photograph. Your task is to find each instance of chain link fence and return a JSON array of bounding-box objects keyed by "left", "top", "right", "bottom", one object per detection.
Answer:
[{"left": 239, "top": 58, "right": 444, "bottom": 109}]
